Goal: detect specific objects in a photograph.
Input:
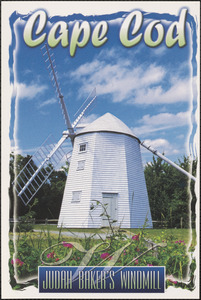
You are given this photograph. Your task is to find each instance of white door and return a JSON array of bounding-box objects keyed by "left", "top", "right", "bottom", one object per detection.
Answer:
[{"left": 102, "top": 193, "right": 118, "bottom": 227}]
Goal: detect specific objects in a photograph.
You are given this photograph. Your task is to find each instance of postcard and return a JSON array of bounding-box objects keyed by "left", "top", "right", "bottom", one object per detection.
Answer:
[{"left": 1, "top": 1, "right": 200, "bottom": 299}]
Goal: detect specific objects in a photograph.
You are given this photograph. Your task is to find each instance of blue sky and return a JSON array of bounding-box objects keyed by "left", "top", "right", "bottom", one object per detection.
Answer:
[{"left": 9, "top": 7, "right": 198, "bottom": 167}]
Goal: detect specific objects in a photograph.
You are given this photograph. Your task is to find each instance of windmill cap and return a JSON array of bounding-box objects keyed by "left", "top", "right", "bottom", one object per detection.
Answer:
[{"left": 77, "top": 112, "right": 139, "bottom": 141}]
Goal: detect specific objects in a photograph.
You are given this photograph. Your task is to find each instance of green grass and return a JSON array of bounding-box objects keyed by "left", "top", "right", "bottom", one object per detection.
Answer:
[
  {"left": 9, "top": 231, "right": 90, "bottom": 245},
  {"left": 32, "top": 225, "right": 196, "bottom": 247},
  {"left": 33, "top": 224, "right": 105, "bottom": 233},
  {"left": 135, "top": 228, "right": 196, "bottom": 246}
]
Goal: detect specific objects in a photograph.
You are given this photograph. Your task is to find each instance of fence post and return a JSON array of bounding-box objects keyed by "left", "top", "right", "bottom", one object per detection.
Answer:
[{"left": 180, "top": 217, "right": 183, "bottom": 229}]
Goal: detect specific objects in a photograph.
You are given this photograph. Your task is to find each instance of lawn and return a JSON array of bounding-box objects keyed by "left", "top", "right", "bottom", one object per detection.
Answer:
[
  {"left": 130, "top": 228, "right": 196, "bottom": 246},
  {"left": 32, "top": 224, "right": 196, "bottom": 246},
  {"left": 33, "top": 224, "right": 104, "bottom": 233}
]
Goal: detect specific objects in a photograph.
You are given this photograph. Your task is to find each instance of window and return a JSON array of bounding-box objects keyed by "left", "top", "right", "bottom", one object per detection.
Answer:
[
  {"left": 77, "top": 160, "right": 85, "bottom": 171},
  {"left": 72, "top": 191, "right": 82, "bottom": 202},
  {"left": 79, "top": 143, "right": 87, "bottom": 153}
]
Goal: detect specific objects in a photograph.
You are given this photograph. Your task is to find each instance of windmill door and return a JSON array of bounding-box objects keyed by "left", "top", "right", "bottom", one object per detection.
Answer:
[{"left": 102, "top": 193, "right": 118, "bottom": 227}]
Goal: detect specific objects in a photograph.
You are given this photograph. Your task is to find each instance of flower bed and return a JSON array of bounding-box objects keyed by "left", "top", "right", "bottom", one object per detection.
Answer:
[{"left": 9, "top": 227, "right": 196, "bottom": 291}]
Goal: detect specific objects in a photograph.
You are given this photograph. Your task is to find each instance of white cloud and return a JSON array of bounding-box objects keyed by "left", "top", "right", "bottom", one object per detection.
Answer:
[
  {"left": 10, "top": 143, "right": 39, "bottom": 156},
  {"left": 14, "top": 82, "right": 48, "bottom": 100},
  {"left": 75, "top": 114, "right": 99, "bottom": 133},
  {"left": 78, "top": 113, "right": 99, "bottom": 125},
  {"left": 98, "top": 47, "right": 119, "bottom": 61},
  {"left": 70, "top": 59, "right": 166, "bottom": 103},
  {"left": 152, "top": 45, "right": 167, "bottom": 56},
  {"left": 38, "top": 97, "right": 57, "bottom": 108},
  {"left": 129, "top": 78, "right": 192, "bottom": 105},
  {"left": 139, "top": 111, "right": 190, "bottom": 127},
  {"left": 132, "top": 111, "right": 191, "bottom": 136},
  {"left": 177, "top": 134, "right": 185, "bottom": 140},
  {"left": 143, "top": 138, "right": 170, "bottom": 149},
  {"left": 69, "top": 54, "right": 192, "bottom": 105},
  {"left": 23, "top": 69, "right": 32, "bottom": 76},
  {"left": 141, "top": 138, "right": 180, "bottom": 156}
]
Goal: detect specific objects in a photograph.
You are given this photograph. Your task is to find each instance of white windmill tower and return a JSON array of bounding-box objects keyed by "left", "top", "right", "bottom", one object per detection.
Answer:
[
  {"left": 58, "top": 113, "right": 153, "bottom": 228},
  {"left": 13, "top": 45, "right": 196, "bottom": 229}
]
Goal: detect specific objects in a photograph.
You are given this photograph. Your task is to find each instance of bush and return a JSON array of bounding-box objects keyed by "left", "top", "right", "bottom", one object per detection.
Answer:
[{"left": 16, "top": 219, "right": 34, "bottom": 232}]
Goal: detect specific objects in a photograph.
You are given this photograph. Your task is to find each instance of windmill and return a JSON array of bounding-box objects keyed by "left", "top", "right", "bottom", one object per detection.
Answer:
[{"left": 13, "top": 45, "right": 196, "bottom": 229}]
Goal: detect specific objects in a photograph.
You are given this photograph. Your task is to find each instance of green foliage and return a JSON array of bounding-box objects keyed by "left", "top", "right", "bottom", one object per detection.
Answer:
[
  {"left": 144, "top": 155, "right": 197, "bottom": 228},
  {"left": 15, "top": 199, "right": 38, "bottom": 232},
  {"left": 9, "top": 153, "right": 67, "bottom": 220},
  {"left": 9, "top": 153, "right": 34, "bottom": 218}
]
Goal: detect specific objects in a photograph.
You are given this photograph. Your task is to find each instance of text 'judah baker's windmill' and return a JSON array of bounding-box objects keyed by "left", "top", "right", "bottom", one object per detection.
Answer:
[{"left": 14, "top": 45, "right": 196, "bottom": 229}]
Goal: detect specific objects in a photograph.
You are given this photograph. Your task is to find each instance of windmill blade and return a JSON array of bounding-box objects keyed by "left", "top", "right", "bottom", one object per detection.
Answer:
[
  {"left": 140, "top": 141, "right": 196, "bottom": 181},
  {"left": 13, "top": 133, "right": 69, "bottom": 206},
  {"left": 41, "top": 44, "right": 74, "bottom": 138},
  {"left": 73, "top": 88, "right": 96, "bottom": 118},
  {"left": 72, "top": 88, "right": 97, "bottom": 129}
]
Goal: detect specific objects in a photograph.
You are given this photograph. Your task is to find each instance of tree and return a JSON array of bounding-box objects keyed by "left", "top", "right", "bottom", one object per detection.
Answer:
[
  {"left": 9, "top": 153, "right": 67, "bottom": 220},
  {"left": 144, "top": 155, "right": 197, "bottom": 228},
  {"left": 32, "top": 169, "right": 67, "bottom": 219},
  {"left": 9, "top": 153, "right": 34, "bottom": 218}
]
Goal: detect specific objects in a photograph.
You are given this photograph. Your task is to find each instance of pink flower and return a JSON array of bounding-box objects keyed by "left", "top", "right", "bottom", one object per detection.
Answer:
[
  {"left": 55, "top": 258, "right": 60, "bottom": 262},
  {"left": 47, "top": 251, "right": 55, "bottom": 258},
  {"left": 132, "top": 234, "right": 139, "bottom": 241},
  {"left": 100, "top": 252, "right": 111, "bottom": 259},
  {"left": 11, "top": 258, "right": 24, "bottom": 266},
  {"left": 175, "top": 240, "right": 185, "bottom": 245},
  {"left": 167, "top": 275, "right": 178, "bottom": 284},
  {"left": 62, "top": 242, "right": 73, "bottom": 248},
  {"left": 134, "top": 259, "right": 139, "bottom": 265},
  {"left": 147, "top": 264, "right": 153, "bottom": 266}
]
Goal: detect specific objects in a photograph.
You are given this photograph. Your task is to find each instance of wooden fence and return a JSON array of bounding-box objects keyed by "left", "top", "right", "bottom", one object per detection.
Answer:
[{"left": 10, "top": 218, "right": 190, "bottom": 228}]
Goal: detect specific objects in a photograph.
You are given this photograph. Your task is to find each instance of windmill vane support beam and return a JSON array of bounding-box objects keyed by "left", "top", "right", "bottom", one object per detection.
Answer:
[
  {"left": 72, "top": 94, "right": 97, "bottom": 129},
  {"left": 74, "top": 88, "right": 96, "bottom": 117},
  {"left": 41, "top": 44, "right": 97, "bottom": 138},
  {"left": 140, "top": 141, "right": 196, "bottom": 182},
  {"left": 41, "top": 44, "right": 75, "bottom": 138}
]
